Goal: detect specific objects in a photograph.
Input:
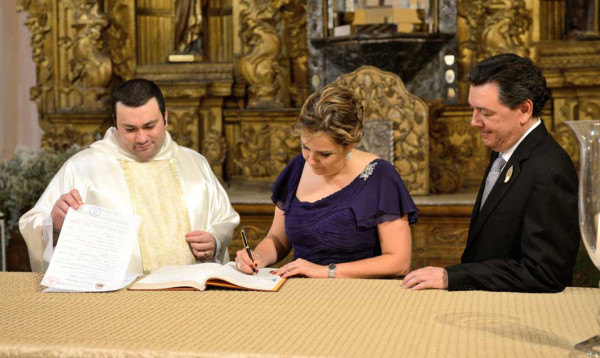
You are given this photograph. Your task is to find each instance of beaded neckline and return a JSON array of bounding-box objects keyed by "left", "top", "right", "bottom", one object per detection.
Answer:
[{"left": 359, "top": 162, "right": 378, "bottom": 181}]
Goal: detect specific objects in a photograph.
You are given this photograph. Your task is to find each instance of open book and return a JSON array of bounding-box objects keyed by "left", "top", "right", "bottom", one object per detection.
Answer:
[{"left": 129, "top": 262, "right": 286, "bottom": 292}]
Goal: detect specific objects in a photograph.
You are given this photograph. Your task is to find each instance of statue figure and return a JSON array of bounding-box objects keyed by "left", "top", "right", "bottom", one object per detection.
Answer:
[
  {"left": 174, "top": 0, "right": 205, "bottom": 54},
  {"left": 566, "top": 0, "right": 599, "bottom": 38}
]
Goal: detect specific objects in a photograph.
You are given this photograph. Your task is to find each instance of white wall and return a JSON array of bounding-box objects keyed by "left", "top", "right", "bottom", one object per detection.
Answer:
[{"left": 0, "top": 0, "right": 41, "bottom": 160}]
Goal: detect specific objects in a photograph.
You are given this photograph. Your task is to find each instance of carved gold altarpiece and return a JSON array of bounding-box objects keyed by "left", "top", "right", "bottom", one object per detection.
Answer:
[
  {"left": 17, "top": 0, "right": 235, "bottom": 179},
  {"left": 335, "top": 66, "right": 430, "bottom": 195},
  {"left": 14, "top": 0, "right": 600, "bottom": 282}
]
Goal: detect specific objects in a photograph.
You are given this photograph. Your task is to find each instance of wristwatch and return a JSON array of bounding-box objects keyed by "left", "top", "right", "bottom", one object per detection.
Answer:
[{"left": 328, "top": 263, "right": 336, "bottom": 278}]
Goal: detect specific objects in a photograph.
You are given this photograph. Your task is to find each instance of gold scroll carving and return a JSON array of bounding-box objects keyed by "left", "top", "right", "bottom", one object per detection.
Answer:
[
  {"left": 40, "top": 119, "right": 110, "bottom": 152},
  {"left": 17, "top": 0, "right": 53, "bottom": 111},
  {"left": 224, "top": 110, "right": 300, "bottom": 181},
  {"left": 280, "top": 1, "right": 308, "bottom": 107},
  {"left": 200, "top": 104, "right": 227, "bottom": 167},
  {"left": 106, "top": 0, "right": 136, "bottom": 81},
  {"left": 457, "top": 0, "right": 534, "bottom": 100},
  {"left": 62, "top": 0, "right": 113, "bottom": 109},
  {"left": 19, "top": 0, "right": 114, "bottom": 152},
  {"left": 239, "top": 0, "right": 307, "bottom": 109},
  {"left": 334, "top": 66, "right": 430, "bottom": 195},
  {"left": 231, "top": 122, "right": 299, "bottom": 178},
  {"left": 167, "top": 109, "right": 197, "bottom": 149},
  {"left": 239, "top": 0, "right": 284, "bottom": 108},
  {"left": 429, "top": 105, "right": 488, "bottom": 193}
]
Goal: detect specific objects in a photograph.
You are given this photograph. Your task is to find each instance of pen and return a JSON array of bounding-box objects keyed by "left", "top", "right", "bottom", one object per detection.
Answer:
[{"left": 241, "top": 229, "right": 256, "bottom": 275}]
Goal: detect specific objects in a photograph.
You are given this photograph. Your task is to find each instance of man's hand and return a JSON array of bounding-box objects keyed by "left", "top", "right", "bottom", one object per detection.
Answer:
[
  {"left": 186, "top": 230, "right": 216, "bottom": 261},
  {"left": 51, "top": 189, "right": 83, "bottom": 234},
  {"left": 402, "top": 266, "right": 449, "bottom": 290}
]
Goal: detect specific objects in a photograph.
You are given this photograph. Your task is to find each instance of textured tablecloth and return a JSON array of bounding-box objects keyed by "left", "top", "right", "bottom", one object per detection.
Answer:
[{"left": 1, "top": 272, "right": 599, "bottom": 357}]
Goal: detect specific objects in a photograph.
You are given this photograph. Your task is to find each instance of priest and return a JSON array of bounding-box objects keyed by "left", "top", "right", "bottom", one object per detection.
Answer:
[{"left": 19, "top": 79, "right": 240, "bottom": 274}]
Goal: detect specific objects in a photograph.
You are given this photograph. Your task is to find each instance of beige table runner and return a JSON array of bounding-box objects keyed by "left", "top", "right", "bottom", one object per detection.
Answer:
[{"left": 1, "top": 272, "right": 599, "bottom": 357}]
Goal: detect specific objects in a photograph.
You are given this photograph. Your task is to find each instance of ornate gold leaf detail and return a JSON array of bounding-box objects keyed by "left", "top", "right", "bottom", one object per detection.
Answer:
[
  {"left": 458, "top": 0, "right": 532, "bottom": 81},
  {"left": 168, "top": 110, "right": 196, "bottom": 149},
  {"left": 61, "top": 0, "right": 113, "bottom": 109},
  {"left": 334, "top": 66, "right": 429, "bottom": 195},
  {"left": 106, "top": 0, "right": 135, "bottom": 81},
  {"left": 239, "top": 0, "right": 307, "bottom": 109},
  {"left": 41, "top": 125, "right": 99, "bottom": 152},
  {"left": 17, "top": 0, "right": 54, "bottom": 108},
  {"left": 230, "top": 121, "right": 299, "bottom": 179}
]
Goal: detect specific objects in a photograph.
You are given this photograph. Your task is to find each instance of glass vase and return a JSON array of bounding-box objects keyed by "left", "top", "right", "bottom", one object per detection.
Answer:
[{"left": 566, "top": 120, "right": 600, "bottom": 357}]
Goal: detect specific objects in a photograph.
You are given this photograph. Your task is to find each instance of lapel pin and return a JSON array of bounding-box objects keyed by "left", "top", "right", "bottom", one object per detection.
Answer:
[{"left": 504, "top": 165, "right": 513, "bottom": 183}]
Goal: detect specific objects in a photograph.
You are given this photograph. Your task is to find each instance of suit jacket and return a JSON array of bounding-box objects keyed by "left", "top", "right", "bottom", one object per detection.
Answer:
[{"left": 446, "top": 121, "right": 580, "bottom": 292}]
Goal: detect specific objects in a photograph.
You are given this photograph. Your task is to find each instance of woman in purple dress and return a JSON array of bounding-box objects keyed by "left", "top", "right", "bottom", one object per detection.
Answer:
[{"left": 235, "top": 83, "right": 418, "bottom": 278}]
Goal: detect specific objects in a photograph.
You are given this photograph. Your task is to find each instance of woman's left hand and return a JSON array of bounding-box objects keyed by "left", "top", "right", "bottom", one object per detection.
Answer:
[{"left": 276, "top": 258, "right": 328, "bottom": 278}]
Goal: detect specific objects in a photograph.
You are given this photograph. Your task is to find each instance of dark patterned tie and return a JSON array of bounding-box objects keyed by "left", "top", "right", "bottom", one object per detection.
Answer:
[{"left": 480, "top": 154, "right": 506, "bottom": 209}]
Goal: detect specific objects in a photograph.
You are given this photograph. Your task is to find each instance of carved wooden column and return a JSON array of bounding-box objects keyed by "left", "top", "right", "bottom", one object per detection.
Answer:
[
  {"left": 225, "top": 0, "right": 307, "bottom": 185},
  {"left": 18, "top": 0, "right": 115, "bottom": 150},
  {"left": 200, "top": 81, "right": 233, "bottom": 178},
  {"left": 237, "top": 0, "right": 308, "bottom": 109}
]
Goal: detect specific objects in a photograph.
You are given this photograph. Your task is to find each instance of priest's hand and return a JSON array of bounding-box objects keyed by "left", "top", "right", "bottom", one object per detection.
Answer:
[
  {"left": 51, "top": 189, "right": 83, "bottom": 235},
  {"left": 186, "top": 230, "right": 216, "bottom": 261},
  {"left": 402, "top": 266, "right": 448, "bottom": 290}
]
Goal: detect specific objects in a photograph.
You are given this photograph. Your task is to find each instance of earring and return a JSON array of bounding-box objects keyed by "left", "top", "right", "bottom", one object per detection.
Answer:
[{"left": 347, "top": 151, "right": 353, "bottom": 161}]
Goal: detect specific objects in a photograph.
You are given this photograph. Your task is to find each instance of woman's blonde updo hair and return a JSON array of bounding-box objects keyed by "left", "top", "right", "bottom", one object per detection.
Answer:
[{"left": 292, "top": 83, "right": 364, "bottom": 146}]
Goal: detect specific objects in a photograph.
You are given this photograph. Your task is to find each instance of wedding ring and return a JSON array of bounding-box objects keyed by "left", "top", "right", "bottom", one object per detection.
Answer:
[
  {"left": 204, "top": 251, "right": 208, "bottom": 259},
  {"left": 237, "top": 261, "right": 241, "bottom": 270},
  {"left": 290, "top": 263, "right": 295, "bottom": 270}
]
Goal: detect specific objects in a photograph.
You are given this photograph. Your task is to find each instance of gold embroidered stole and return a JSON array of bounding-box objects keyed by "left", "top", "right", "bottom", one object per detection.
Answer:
[{"left": 121, "top": 160, "right": 195, "bottom": 273}]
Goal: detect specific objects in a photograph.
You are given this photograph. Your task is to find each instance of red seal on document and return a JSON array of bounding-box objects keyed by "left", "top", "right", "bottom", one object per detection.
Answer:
[{"left": 43, "top": 277, "right": 59, "bottom": 286}]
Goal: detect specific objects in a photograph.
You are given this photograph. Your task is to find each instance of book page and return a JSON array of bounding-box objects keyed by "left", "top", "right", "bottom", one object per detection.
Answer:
[
  {"left": 41, "top": 205, "right": 141, "bottom": 292},
  {"left": 131, "top": 263, "right": 224, "bottom": 290},
  {"left": 209, "top": 262, "right": 285, "bottom": 291},
  {"left": 130, "top": 262, "right": 285, "bottom": 291}
]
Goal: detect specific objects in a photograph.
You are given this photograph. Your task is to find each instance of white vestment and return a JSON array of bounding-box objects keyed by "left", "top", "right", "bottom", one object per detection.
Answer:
[{"left": 19, "top": 128, "right": 240, "bottom": 273}]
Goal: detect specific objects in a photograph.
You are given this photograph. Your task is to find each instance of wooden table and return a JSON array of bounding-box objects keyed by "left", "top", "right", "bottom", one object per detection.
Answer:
[{"left": 1, "top": 272, "right": 599, "bottom": 357}]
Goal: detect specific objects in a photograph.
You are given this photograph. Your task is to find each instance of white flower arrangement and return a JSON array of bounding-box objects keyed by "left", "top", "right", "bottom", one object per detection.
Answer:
[{"left": 0, "top": 145, "right": 82, "bottom": 238}]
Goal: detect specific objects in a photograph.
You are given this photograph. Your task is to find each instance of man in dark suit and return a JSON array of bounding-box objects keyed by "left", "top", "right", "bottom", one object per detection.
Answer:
[{"left": 402, "top": 53, "right": 580, "bottom": 292}]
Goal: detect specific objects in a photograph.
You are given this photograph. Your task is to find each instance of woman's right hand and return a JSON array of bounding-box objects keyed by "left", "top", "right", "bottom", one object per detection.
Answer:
[{"left": 235, "top": 249, "right": 259, "bottom": 275}]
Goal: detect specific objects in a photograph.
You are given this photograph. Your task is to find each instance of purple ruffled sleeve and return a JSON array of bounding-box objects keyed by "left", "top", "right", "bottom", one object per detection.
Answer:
[
  {"left": 351, "top": 160, "right": 419, "bottom": 228},
  {"left": 271, "top": 154, "right": 305, "bottom": 212}
]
